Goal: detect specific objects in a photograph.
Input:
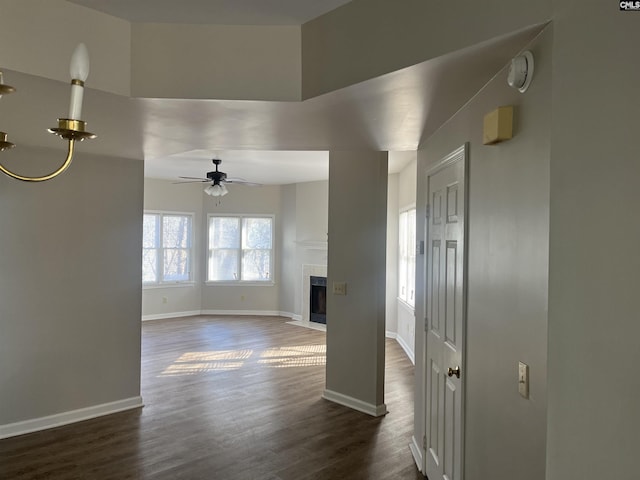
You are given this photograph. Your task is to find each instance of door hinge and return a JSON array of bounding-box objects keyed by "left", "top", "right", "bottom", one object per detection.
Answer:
[
  {"left": 426, "top": 204, "right": 430, "bottom": 218},
  {"left": 424, "top": 317, "right": 429, "bottom": 332},
  {"left": 422, "top": 434, "right": 427, "bottom": 450}
]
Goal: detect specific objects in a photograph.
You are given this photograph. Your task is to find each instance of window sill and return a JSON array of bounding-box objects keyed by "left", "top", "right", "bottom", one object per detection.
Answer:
[
  {"left": 143, "top": 282, "right": 196, "bottom": 290},
  {"left": 205, "top": 281, "right": 275, "bottom": 287}
]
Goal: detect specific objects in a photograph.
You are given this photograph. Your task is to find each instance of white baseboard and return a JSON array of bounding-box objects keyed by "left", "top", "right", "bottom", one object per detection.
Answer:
[
  {"left": 410, "top": 435, "right": 424, "bottom": 473},
  {"left": 0, "top": 396, "right": 144, "bottom": 440},
  {"left": 385, "top": 330, "right": 397, "bottom": 339},
  {"left": 201, "top": 309, "right": 287, "bottom": 317},
  {"left": 322, "top": 389, "right": 387, "bottom": 417},
  {"left": 142, "top": 310, "right": 201, "bottom": 322},
  {"left": 286, "top": 319, "right": 326, "bottom": 332},
  {"left": 396, "top": 334, "right": 415, "bottom": 365},
  {"left": 142, "top": 310, "right": 299, "bottom": 321}
]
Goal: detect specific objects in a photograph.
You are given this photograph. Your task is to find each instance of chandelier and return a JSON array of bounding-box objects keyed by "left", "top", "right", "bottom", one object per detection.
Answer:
[{"left": 0, "top": 44, "right": 96, "bottom": 182}]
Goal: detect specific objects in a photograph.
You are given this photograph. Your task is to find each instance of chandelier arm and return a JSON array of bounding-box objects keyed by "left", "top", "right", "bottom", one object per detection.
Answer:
[{"left": 0, "top": 139, "right": 76, "bottom": 182}]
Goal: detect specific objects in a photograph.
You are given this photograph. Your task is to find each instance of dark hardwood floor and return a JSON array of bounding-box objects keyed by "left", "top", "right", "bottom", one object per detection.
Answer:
[{"left": 0, "top": 316, "right": 423, "bottom": 479}]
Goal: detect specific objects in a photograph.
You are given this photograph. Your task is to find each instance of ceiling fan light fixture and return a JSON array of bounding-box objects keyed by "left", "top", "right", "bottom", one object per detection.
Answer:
[{"left": 205, "top": 183, "right": 228, "bottom": 197}]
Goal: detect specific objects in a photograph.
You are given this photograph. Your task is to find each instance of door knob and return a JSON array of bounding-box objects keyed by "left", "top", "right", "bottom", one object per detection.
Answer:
[{"left": 447, "top": 366, "right": 461, "bottom": 378}]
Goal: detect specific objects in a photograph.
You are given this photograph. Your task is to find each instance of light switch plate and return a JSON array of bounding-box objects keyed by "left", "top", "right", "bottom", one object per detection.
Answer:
[
  {"left": 333, "top": 282, "right": 347, "bottom": 295},
  {"left": 518, "top": 362, "right": 529, "bottom": 399}
]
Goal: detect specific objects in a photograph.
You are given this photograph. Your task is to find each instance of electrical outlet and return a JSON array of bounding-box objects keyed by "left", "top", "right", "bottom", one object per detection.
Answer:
[
  {"left": 162, "top": 296, "right": 168, "bottom": 304},
  {"left": 518, "top": 362, "right": 529, "bottom": 399},
  {"left": 333, "top": 282, "right": 347, "bottom": 295}
]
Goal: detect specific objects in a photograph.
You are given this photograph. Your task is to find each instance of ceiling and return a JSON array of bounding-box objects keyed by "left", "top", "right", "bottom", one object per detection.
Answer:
[
  {"left": 67, "top": 0, "right": 354, "bottom": 25},
  {"left": 0, "top": 3, "right": 544, "bottom": 185}
]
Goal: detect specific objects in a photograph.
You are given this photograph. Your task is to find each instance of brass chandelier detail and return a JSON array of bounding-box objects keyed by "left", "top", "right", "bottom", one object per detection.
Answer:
[{"left": 0, "top": 44, "right": 96, "bottom": 182}]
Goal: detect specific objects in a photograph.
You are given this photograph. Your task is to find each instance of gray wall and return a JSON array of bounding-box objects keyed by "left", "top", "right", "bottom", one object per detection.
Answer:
[
  {"left": 142, "top": 178, "right": 203, "bottom": 318},
  {"left": 386, "top": 173, "right": 399, "bottom": 335},
  {"left": 279, "top": 184, "right": 298, "bottom": 316},
  {"left": 200, "top": 184, "right": 282, "bottom": 312},
  {"left": 143, "top": 179, "right": 283, "bottom": 315},
  {"left": 142, "top": 179, "right": 331, "bottom": 320},
  {"left": 396, "top": 158, "right": 417, "bottom": 358},
  {"left": 295, "top": 181, "right": 329, "bottom": 244},
  {"left": 0, "top": 146, "right": 143, "bottom": 425},
  {"left": 0, "top": 0, "right": 131, "bottom": 96},
  {"left": 293, "top": 181, "right": 329, "bottom": 317},
  {"left": 546, "top": 2, "right": 640, "bottom": 478},
  {"left": 416, "top": 28, "right": 551, "bottom": 480},
  {"left": 143, "top": 175, "right": 411, "bottom": 345},
  {"left": 301, "top": 0, "right": 551, "bottom": 98},
  {"left": 326, "top": 150, "right": 388, "bottom": 412},
  {"left": 132, "top": 23, "right": 301, "bottom": 100}
]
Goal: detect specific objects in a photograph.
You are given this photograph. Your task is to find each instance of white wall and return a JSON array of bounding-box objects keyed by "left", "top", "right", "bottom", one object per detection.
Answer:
[
  {"left": 415, "top": 27, "right": 551, "bottom": 480},
  {"left": 142, "top": 179, "right": 203, "bottom": 319},
  {"left": 0, "top": 146, "right": 143, "bottom": 432}
]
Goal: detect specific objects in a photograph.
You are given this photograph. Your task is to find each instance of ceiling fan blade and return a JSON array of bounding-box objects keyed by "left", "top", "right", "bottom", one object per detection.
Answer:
[
  {"left": 172, "top": 180, "right": 210, "bottom": 184},
  {"left": 179, "top": 176, "right": 210, "bottom": 181},
  {"left": 225, "top": 176, "right": 247, "bottom": 182},
  {"left": 225, "top": 180, "right": 262, "bottom": 186}
]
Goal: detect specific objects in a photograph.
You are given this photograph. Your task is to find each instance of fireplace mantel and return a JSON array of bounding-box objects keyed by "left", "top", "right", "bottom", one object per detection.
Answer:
[{"left": 295, "top": 240, "right": 328, "bottom": 251}]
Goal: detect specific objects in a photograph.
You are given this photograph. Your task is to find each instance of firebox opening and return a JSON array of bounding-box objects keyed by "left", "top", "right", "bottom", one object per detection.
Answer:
[{"left": 310, "top": 276, "right": 327, "bottom": 324}]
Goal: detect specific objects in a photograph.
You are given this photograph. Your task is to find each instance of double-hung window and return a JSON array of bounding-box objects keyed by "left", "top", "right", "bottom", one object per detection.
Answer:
[
  {"left": 399, "top": 208, "right": 416, "bottom": 307},
  {"left": 207, "top": 215, "right": 273, "bottom": 283},
  {"left": 143, "top": 212, "right": 193, "bottom": 285}
]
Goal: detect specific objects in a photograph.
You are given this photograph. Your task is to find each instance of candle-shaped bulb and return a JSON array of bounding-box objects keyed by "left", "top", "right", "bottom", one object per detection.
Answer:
[
  {"left": 70, "top": 43, "right": 90, "bottom": 81},
  {"left": 68, "top": 43, "right": 89, "bottom": 120}
]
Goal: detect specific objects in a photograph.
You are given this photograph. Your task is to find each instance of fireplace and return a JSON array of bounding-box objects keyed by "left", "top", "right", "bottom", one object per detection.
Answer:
[{"left": 310, "top": 276, "right": 327, "bottom": 324}]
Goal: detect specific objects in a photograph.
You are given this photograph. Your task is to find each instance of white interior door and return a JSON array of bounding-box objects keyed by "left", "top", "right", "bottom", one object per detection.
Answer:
[{"left": 424, "top": 145, "right": 467, "bottom": 480}]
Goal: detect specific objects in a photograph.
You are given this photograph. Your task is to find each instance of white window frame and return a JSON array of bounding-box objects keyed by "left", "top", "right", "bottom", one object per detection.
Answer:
[
  {"left": 143, "top": 210, "right": 195, "bottom": 288},
  {"left": 398, "top": 206, "right": 416, "bottom": 308},
  {"left": 206, "top": 214, "right": 275, "bottom": 286}
]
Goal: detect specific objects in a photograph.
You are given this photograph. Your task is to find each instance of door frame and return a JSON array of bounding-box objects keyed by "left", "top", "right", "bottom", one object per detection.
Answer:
[{"left": 422, "top": 143, "right": 469, "bottom": 478}]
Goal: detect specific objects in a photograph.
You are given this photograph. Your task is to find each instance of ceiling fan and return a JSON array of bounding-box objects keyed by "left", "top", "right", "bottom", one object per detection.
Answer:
[{"left": 176, "top": 159, "right": 261, "bottom": 197}]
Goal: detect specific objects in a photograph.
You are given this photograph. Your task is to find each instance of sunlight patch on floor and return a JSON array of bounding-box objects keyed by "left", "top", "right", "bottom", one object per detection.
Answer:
[
  {"left": 258, "top": 345, "right": 326, "bottom": 368},
  {"left": 159, "top": 345, "right": 326, "bottom": 376},
  {"left": 159, "top": 349, "right": 253, "bottom": 376}
]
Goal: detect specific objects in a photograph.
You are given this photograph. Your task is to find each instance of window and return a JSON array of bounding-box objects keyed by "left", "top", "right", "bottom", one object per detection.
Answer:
[
  {"left": 399, "top": 208, "right": 416, "bottom": 307},
  {"left": 208, "top": 215, "right": 273, "bottom": 283},
  {"left": 143, "top": 212, "right": 193, "bottom": 285}
]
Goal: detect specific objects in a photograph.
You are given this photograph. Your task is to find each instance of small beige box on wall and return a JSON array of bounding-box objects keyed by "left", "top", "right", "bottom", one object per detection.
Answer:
[{"left": 483, "top": 105, "right": 513, "bottom": 145}]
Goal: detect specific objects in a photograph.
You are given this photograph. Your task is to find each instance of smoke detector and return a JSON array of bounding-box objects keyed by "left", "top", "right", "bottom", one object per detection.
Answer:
[{"left": 507, "top": 51, "right": 534, "bottom": 93}]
